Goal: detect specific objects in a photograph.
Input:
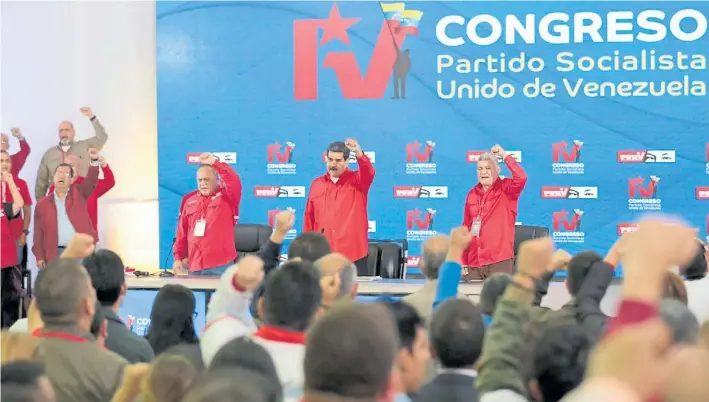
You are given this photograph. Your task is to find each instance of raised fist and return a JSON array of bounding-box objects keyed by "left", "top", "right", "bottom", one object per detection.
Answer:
[
  {"left": 64, "top": 233, "right": 96, "bottom": 258},
  {"left": 550, "top": 249, "right": 572, "bottom": 272},
  {"left": 80, "top": 107, "right": 94, "bottom": 118},
  {"left": 98, "top": 156, "right": 107, "bottom": 167},
  {"left": 345, "top": 138, "right": 362, "bottom": 157},
  {"left": 491, "top": 144, "right": 505, "bottom": 156},
  {"left": 235, "top": 255, "right": 264, "bottom": 291},
  {"left": 88, "top": 148, "right": 100, "bottom": 161},
  {"left": 199, "top": 153, "right": 216, "bottom": 165},
  {"left": 450, "top": 226, "right": 473, "bottom": 249},
  {"left": 274, "top": 209, "right": 295, "bottom": 235},
  {"left": 10, "top": 128, "right": 22, "bottom": 139}
]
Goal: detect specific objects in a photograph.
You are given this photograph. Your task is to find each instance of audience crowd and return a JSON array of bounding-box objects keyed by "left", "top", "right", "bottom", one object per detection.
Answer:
[{"left": 2, "top": 112, "right": 709, "bottom": 402}]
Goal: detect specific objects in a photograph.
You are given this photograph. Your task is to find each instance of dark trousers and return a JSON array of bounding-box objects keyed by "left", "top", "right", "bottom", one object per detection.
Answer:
[
  {"left": 354, "top": 256, "right": 369, "bottom": 277},
  {"left": 463, "top": 258, "right": 515, "bottom": 281},
  {"left": 1, "top": 266, "right": 22, "bottom": 328}
]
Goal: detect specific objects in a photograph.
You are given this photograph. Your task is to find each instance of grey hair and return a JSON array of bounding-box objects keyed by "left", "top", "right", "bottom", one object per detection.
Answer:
[
  {"left": 477, "top": 152, "right": 500, "bottom": 168},
  {"left": 337, "top": 261, "right": 358, "bottom": 299},
  {"left": 421, "top": 250, "right": 447, "bottom": 280},
  {"left": 659, "top": 298, "right": 699, "bottom": 344}
]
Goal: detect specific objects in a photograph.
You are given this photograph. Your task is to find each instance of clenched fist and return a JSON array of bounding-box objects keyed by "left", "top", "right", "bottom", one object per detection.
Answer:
[
  {"left": 80, "top": 107, "right": 95, "bottom": 118},
  {"left": 200, "top": 153, "right": 216, "bottom": 165},
  {"left": 88, "top": 148, "right": 100, "bottom": 161},
  {"left": 62, "top": 233, "right": 96, "bottom": 259},
  {"left": 345, "top": 138, "right": 363, "bottom": 158},
  {"left": 274, "top": 209, "right": 295, "bottom": 235},
  {"left": 235, "top": 255, "right": 264, "bottom": 291}
]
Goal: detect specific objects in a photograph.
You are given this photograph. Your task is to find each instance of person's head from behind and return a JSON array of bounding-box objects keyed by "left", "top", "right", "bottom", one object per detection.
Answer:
[
  {"left": 305, "top": 303, "right": 400, "bottom": 402},
  {"left": 314, "top": 253, "right": 358, "bottom": 300},
  {"left": 659, "top": 298, "right": 699, "bottom": 344},
  {"left": 89, "top": 302, "right": 108, "bottom": 348},
  {"left": 209, "top": 336, "right": 280, "bottom": 386},
  {"left": 325, "top": 141, "right": 350, "bottom": 178},
  {"left": 530, "top": 325, "right": 592, "bottom": 402},
  {"left": 52, "top": 163, "right": 74, "bottom": 192},
  {"left": 430, "top": 299, "right": 485, "bottom": 370},
  {"left": 146, "top": 284, "right": 198, "bottom": 355},
  {"left": 183, "top": 368, "right": 280, "bottom": 402},
  {"left": 479, "top": 273, "right": 513, "bottom": 319},
  {"left": 381, "top": 301, "right": 430, "bottom": 394},
  {"left": 162, "top": 343, "right": 205, "bottom": 372},
  {"left": 287, "top": 232, "right": 331, "bottom": 262},
  {"left": 58, "top": 121, "right": 75, "bottom": 145},
  {"left": 82, "top": 249, "right": 126, "bottom": 309},
  {"left": 35, "top": 259, "right": 97, "bottom": 332},
  {"left": 682, "top": 239, "right": 707, "bottom": 280},
  {"left": 1, "top": 361, "right": 55, "bottom": 402},
  {"left": 196, "top": 165, "right": 219, "bottom": 196},
  {"left": 663, "top": 272, "right": 688, "bottom": 305},
  {"left": 565, "top": 251, "right": 603, "bottom": 296},
  {"left": 0, "top": 150, "right": 11, "bottom": 173},
  {"left": 476, "top": 153, "right": 500, "bottom": 188},
  {"left": 144, "top": 354, "right": 199, "bottom": 402},
  {"left": 420, "top": 235, "right": 449, "bottom": 281},
  {"left": 258, "top": 260, "right": 322, "bottom": 332}
]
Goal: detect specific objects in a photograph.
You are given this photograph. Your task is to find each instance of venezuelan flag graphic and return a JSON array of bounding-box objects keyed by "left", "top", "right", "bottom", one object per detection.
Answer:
[
  {"left": 398, "top": 9, "right": 423, "bottom": 35},
  {"left": 380, "top": 2, "right": 405, "bottom": 22}
]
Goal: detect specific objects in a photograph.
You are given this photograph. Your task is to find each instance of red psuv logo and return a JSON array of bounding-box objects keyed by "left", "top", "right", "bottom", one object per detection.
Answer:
[
  {"left": 293, "top": 3, "right": 420, "bottom": 100},
  {"left": 406, "top": 141, "right": 434, "bottom": 163},
  {"left": 406, "top": 209, "right": 435, "bottom": 230},
  {"left": 617, "top": 223, "right": 639, "bottom": 235},
  {"left": 628, "top": 176, "right": 660, "bottom": 198},
  {"left": 552, "top": 210, "right": 583, "bottom": 231},
  {"left": 697, "top": 186, "right": 709, "bottom": 200},
  {"left": 267, "top": 142, "right": 295, "bottom": 163},
  {"left": 552, "top": 140, "right": 583, "bottom": 163}
]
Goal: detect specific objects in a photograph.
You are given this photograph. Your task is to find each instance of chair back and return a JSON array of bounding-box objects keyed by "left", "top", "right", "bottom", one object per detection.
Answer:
[
  {"left": 234, "top": 224, "right": 273, "bottom": 255},
  {"left": 514, "top": 225, "right": 550, "bottom": 255}
]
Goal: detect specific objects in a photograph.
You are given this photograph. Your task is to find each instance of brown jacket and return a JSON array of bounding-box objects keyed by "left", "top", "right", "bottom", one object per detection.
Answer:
[
  {"left": 35, "top": 118, "right": 108, "bottom": 199},
  {"left": 37, "top": 325, "right": 127, "bottom": 402}
]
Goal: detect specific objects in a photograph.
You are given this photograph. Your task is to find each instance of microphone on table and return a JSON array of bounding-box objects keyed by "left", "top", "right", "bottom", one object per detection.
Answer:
[{"left": 160, "top": 237, "right": 177, "bottom": 277}]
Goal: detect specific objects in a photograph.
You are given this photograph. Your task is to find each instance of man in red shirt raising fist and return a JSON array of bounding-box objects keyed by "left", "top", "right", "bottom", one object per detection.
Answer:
[
  {"left": 462, "top": 144, "right": 527, "bottom": 280},
  {"left": 304, "top": 139, "right": 375, "bottom": 275}
]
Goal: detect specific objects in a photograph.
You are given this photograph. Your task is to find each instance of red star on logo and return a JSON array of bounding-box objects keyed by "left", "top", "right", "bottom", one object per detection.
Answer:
[{"left": 318, "top": 3, "right": 360, "bottom": 46}]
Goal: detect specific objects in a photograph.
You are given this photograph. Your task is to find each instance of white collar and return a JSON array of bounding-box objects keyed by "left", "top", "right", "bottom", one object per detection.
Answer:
[{"left": 438, "top": 368, "right": 478, "bottom": 378}]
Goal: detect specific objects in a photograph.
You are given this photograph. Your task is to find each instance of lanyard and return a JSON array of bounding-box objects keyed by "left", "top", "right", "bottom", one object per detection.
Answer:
[
  {"left": 198, "top": 195, "right": 211, "bottom": 220},
  {"left": 32, "top": 330, "right": 88, "bottom": 344}
]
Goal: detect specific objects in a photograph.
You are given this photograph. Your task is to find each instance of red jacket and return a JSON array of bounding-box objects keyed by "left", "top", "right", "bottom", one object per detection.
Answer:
[
  {"left": 33, "top": 165, "right": 99, "bottom": 263},
  {"left": 174, "top": 162, "right": 242, "bottom": 271},
  {"left": 3, "top": 177, "right": 32, "bottom": 241},
  {"left": 49, "top": 165, "right": 115, "bottom": 240},
  {"left": 1, "top": 203, "right": 20, "bottom": 269},
  {"left": 462, "top": 155, "right": 527, "bottom": 268},
  {"left": 304, "top": 154, "right": 375, "bottom": 261},
  {"left": 10, "top": 139, "right": 30, "bottom": 176}
]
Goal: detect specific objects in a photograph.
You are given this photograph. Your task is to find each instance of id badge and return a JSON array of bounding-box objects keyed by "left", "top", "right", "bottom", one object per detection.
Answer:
[
  {"left": 471, "top": 217, "right": 482, "bottom": 237},
  {"left": 193, "top": 219, "right": 206, "bottom": 237}
]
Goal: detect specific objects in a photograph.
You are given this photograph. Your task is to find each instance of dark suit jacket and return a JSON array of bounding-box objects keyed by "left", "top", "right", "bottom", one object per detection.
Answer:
[
  {"left": 33, "top": 165, "right": 99, "bottom": 262},
  {"left": 102, "top": 307, "right": 155, "bottom": 363},
  {"left": 414, "top": 372, "right": 478, "bottom": 402}
]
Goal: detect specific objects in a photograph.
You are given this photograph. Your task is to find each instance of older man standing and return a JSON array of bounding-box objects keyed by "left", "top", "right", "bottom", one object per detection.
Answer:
[
  {"left": 33, "top": 149, "right": 100, "bottom": 268},
  {"left": 462, "top": 144, "right": 527, "bottom": 280},
  {"left": 1, "top": 128, "right": 31, "bottom": 176},
  {"left": 35, "top": 107, "right": 108, "bottom": 199},
  {"left": 174, "top": 152, "right": 242, "bottom": 276}
]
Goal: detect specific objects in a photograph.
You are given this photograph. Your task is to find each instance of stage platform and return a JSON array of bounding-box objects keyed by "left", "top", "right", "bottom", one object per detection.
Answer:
[{"left": 126, "top": 275, "right": 484, "bottom": 297}]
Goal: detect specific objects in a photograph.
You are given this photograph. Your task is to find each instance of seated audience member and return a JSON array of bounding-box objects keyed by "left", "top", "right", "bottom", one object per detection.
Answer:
[
  {"left": 145, "top": 284, "right": 199, "bottom": 356},
  {"left": 161, "top": 343, "right": 205, "bottom": 372},
  {"left": 47, "top": 153, "right": 115, "bottom": 241},
  {"left": 201, "top": 256, "right": 327, "bottom": 394},
  {"left": 142, "top": 354, "right": 199, "bottom": 402},
  {"left": 381, "top": 301, "right": 431, "bottom": 402},
  {"left": 314, "top": 253, "right": 359, "bottom": 302},
  {"left": 402, "top": 235, "right": 461, "bottom": 322},
  {"left": 32, "top": 148, "right": 100, "bottom": 268},
  {"left": 209, "top": 336, "right": 280, "bottom": 387},
  {"left": 34, "top": 106, "right": 108, "bottom": 200},
  {"left": 183, "top": 367, "right": 282, "bottom": 402},
  {"left": 303, "top": 303, "right": 400, "bottom": 402},
  {"left": 83, "top": 249, "right": 154, "bottom": 362},
  {"left": 658, "top": 298, "right": 700, "bottom": 344},
  {"left": 1, "top": 361, "right": 55, "bottom": 402},
  {"left": 479, "top": 273, "right": 513, "bottom": 327},
  {"left": 1, "top": 331, "right": 40, "bottom": 364},
  {"left": 415, "top": 298, "right": 485, "bottom": 402},
  {"left": 89, "top": 302, "right": 108, "bottom": 348},
  {"left": 287, "top": 232, "right": 332, "bottom": 263},
  {"left": 34, "top": 257, "right": 127, "bottom": 402}
]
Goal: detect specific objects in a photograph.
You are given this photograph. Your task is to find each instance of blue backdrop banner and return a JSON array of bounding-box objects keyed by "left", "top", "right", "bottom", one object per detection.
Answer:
[{"left": 157, "top": 1, "right": 709, "bottom": 276}]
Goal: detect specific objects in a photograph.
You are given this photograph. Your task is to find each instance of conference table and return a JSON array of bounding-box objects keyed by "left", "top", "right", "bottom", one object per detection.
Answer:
[{"left": 120, "top": 275, "right": 484, "bottom": 336}]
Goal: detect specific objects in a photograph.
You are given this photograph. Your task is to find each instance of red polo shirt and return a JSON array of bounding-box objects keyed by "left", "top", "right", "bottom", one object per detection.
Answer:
[{"left": 2, "top": 177, "right": 32, "bottom": 241}]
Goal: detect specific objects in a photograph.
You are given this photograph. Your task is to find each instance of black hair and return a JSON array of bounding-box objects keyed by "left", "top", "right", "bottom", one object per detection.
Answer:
[
  {"left": 430, "top": 298, "right": 485, "bottom": 368},
  {"left": 380, "top": 300, "right": 422, "bottom": 350},
  {"left": 479, "top": 273, "right": 513, "bottom": 316},
  {"left": 90, "top": 301, "right": 104, "bottom": 338},
  {"left": 183, "top": 367, "right": 281, "bottom": 402},
  {"left": 162, "top": 343, "right": 206, "bottom": 372},
  {"left": 567, "top": 251, "right": 603, "bottom": 296},
  {"left": 83, "top": 249, "right": 125, "bottom": 306},
  {"left": 210, "top": 336, "right": 280, "bottom": 385},
  {"left": 1, "top": 361, "right": 45, "bottom": 385},
  {"left": 683, "top": 240, "right": 707, "bottom": 280},
  {"left": 146, "top": 284, "right": 199, "bottom": 355},
  {"left": 326, "top": 141, "right": 351, "bottom": 161},
  {"left": 262, "top": 261, "right": 322, "bottom": 332},
  {"left": 533, "top": 325, "right": 591, "bottom": 402},
  {"left": 54, "top": 162, "right": 74, "bottom": 178},
  {"left": 287, "top": 232, "right": 331, "bottom": 262}
]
